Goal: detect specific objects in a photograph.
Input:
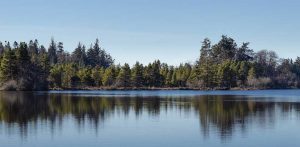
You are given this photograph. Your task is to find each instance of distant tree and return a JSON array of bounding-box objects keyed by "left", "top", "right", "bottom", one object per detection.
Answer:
[
  {"left": 217, "top": 60, "right": 237, "bottom": 88},
  {"left": 237, "top": 61, "right": 249, "bottom": 86},
  {"left": 116, "top": 63, "right": 131, "bottom": 87},
  {"left": 28, "top": 40, "right": 39, "bottom": 64},
  {"left": 0, "top": 42, "right": 5, "bottom": 56},
  {"left": 57, "top": 42, "right": 65, "bottom": 64},
  {"left": 4, "top": 41, "right": 11, "bottom": 50},
  {"left": 77, "top": 67, "right": 93, "bottom": 86},
  {"left": 91, "top": 66, "right": 104, "bottom": 87},
  {"left": 16, "top": 42, "right": 34, "bottom": 90},
  {"left": 102, "top": 65, "right": 116, "bottom": 86},
  {"left": 72, "top": 43, "right": 86, "bottom": 67},
  {"left": 198, "top": 38, "right": 218, "bottom": 88},
  {"left": 165, "top": 66, "right": 174, "bottom": 87},
  {"left": 60, "top": 64, "right": 78, "bottom": 88},
  {"left": 131, "top": 62, "right": 144, "bottom": 87},
  {"left": 86, "top": 39, "right": 113, "bottom": 68},
  {"left": 276, "top": 59, "right": 295, "bottom": 88},
  {"left": 254, "top": 50, "right": 278, "bottom": 78},
  {"left": 211, "top": 35, "right": 237, "bottom": 63},
  {"left": 48, "top": 38, "right": 57, "bottom": 65},
  {"left": 235, "top": 42, "right": 254, "bottom": 62},
  {"left": 49, "top": 64, "right": 63, "bottom": 87},
  {"left": 0, "top": 48, "right": 17, "bottom": 82}
]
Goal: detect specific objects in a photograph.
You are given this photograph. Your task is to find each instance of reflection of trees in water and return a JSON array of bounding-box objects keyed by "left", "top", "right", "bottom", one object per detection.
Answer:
[{"left": 0, "top": 92, "right": 300, "bottom": 140}]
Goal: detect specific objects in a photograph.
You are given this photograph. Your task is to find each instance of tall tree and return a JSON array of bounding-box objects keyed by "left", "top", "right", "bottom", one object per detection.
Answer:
[
  {"left": 131, "top": 62, "right": 144, "bottom": 87},
  {"left": 102, "top": 65, "right": 116, "bottom": 86},
  {"left": 211, "top": 35, "right": 237, "bottom": 63},
  {"left": 0, "top": 48, "right": 17, "bottom": 82},
  {"left": 72, "top": 43, "right": 86, "bottom": 67},
  {"left": 48, "top": 38, "right": 57, "bottom": 65},
  {"left": 116, "top": 63, "right": 131, "bottom": 87},
  {"left": 57, "top": 42, "right": 65, "bottom": 64},
  {"left": 0, "top": 42, "right": 4, "bottom": 56},
  {"left": 16, "top": 42, "right": 33, "bottom": 90},
  {"left": 235, "top": 42, "right": 254, "bottom": 62}
]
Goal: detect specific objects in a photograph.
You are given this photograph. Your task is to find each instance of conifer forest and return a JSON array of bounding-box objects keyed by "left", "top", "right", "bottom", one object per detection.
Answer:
[{"left": 0, "top": 35, "right": 298, "bottom": 90}]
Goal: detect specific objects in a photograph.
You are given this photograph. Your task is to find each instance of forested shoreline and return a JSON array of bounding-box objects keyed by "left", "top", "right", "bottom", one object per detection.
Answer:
[{"left": 0, "top": 35, "right": 299, "bottom": 91}]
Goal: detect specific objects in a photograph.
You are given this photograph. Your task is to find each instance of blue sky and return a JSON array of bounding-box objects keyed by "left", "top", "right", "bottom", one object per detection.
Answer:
[{"left": 0, "top": 0, "right": 299, "bottom": 65}]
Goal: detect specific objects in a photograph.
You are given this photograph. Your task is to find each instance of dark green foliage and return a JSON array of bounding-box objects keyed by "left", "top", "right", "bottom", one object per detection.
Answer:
[
  {"left": 72, "top": 43, "right": 86, "bottom": 67},
  {"left": 211, "top": 35, "right": 237, "bottom": 63},
  {"left": 86, "top": 39, "right": 113, "bottom": 68},
  {"left": 116, "top": 63, "right": 131, "bottom": 87},
  {"left": 131, "top": 62, "right": 144, "bottom": 87},
  {"left": 48, "top": 38, "right": 57, "bottom": 65},
  {"left": 0, "top": 48, "right": 17, "bottom": 82},
  {"left": 102, "top": 65, "right": 117, "bottom": 86},
  {"left": 16, "top": 42, "right": 34, "bottom": 90},
  {"left": 57, "top": 42, "right": 65, "bottom": 64},
  {"left": 0, "top": 36, "right": 299, "bottom": 90},
  {"left": 0, "top": 42, "right": 4, "bottom": 56}
]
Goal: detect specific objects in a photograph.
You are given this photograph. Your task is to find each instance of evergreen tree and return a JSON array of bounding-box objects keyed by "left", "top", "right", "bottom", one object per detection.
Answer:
[
  {"left": 49, "top": 64, "right": 63, "bottom": 87},
  {"left": 91, "top": 66, "right": 103, "bottom": 87},
  {"left": 48, "top": 38, "right": 57, "bottom": 65},
  {"left": 28, "top": 40, "right": 39, "bottom": 64},
  {"left": 166, "top": 66, "right": 174, "bottom": 87},
  {"left": 131, "top": 62, "right": 144, "bottom": 87},
  {"left": 211, "top": 35, "right": 237, "bottom": 63},
  {"left": 237, "top": 61, "right": 249, "bottom": 86},
  {"left": 57, "top": 42, "right": 65, "bottom": 64},
  {"left": 102, "top": 65, "right": 116, "bottom": 86},
  {"left": 0, "top": 48, "right": 17, "bottom": 82},
  {"left": 247, "top": 66, "right": 257, "bottom": 88},
  {"left": 116, "top": 63, "right": 131, "bottom": 87},
  {"left": 62, "top": 64, "right": 77, "bottom": 88},
  {"left": 235, "top": 42, "right": 254, "bottom": 62},
  {"left": 77, "top": 67, "right": 93, "bottom": 86},
  {"left": 16, "top": 42, "right": 34, "bottom": 90},
  {"left": 0, "top": 42, "right": 4, "bottom": 56},
  {"left": 72, "top": 43, "right": 86, "bottom": 67}
]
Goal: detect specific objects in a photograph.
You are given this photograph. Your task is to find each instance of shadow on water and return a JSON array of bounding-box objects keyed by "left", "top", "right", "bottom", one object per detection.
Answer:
[{"left": 0, "top": 91, "right": 300, "bottom": 141}]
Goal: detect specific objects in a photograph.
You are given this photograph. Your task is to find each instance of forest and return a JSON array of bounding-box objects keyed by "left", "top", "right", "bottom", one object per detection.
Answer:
[{"left": 0, "top": 35, "right": 299, "bottom": 90}]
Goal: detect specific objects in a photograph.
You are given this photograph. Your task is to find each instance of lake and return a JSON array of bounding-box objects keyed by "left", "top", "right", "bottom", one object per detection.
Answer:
[{"left": 1, "top": 90, "right": 300, "bottom": 147}]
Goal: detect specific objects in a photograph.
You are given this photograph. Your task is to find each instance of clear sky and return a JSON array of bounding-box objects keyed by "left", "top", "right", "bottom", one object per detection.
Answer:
[{"left": 0, "top": 0, "right": 299, "bottom": 65}]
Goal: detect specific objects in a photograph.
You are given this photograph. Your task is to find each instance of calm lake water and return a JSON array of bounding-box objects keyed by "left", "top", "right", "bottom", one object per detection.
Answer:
[{"left": 1, "top": 90, "right": 300, "bottom": 147}]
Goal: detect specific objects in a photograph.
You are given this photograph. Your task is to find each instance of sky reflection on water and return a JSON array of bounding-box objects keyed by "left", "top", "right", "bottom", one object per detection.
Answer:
[{"left": 0, "top": 90, "right": 300, "bottom": 147}]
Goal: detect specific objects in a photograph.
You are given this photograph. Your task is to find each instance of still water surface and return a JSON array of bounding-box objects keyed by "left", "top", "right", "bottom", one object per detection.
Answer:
[{"left": 1, "top": 90, "right": 300, "bottom": 147}]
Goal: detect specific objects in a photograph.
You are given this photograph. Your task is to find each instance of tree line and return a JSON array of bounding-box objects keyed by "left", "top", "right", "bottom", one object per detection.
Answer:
[{"left": 0, "top": 35, "right": 299, "bottom": 90}]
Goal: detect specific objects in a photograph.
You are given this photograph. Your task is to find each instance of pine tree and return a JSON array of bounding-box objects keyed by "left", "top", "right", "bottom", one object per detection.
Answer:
[
  {"left": 16, "top": 42, "right": 34, "bottom": 90},
  {"left": 0, "top": 42, "right": 4, "bottom": 56},
  {"left": 198, "top": 38, "right": 213, "bottom": 88},
  {"left": 48, "top": 38, "right": 57, "bottom": 65},
  {"left": 36, "top": 49, "right": 50, "bottom": 90},
  {"left": 28, "top": 40, "right": 39, "bottom": 64},
  {"left": 247, "top": 66, "right": 257, "bottom": 88},
  {"left": 131, "top": 62, "right": 144, "bottom": 87},
  {"left": 116, "top": 63, "right": 131, "bottom": 87},
  {"left": 57, "top": 42, "right": 65, "bottom": 64},
  {"left": 86, "top": 39, "right": 113, "bottom": 68},
  {"left": 72, "top": 43, "right": 86, "bottom": 67},
  {"left": 86, "top": 39, "right": 100, "bottom": 67},
  {"left": 91, "top": 66, "right": 103, "bottom": 87},
  {"left": 102, "top": 65, "right": 116, "bottom": 86},
  {"left": 0, "top": 48, "right": 17, "bottom": 82},
  {"left": 166, "top": 66, "right": 174, "bottom": 87},
  {"left": 237, "top": 61, "right": 249, "bottom": 86},
  {"left": 49, "top": 64, "right": 63, "bottom": 87}
]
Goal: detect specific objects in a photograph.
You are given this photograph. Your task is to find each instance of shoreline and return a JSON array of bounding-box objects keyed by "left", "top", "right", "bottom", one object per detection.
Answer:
[
  {"left": 1, "top": 86, "right": 298, "bottom": 91},
  {"left": 48, "top": 87, "right": 298, "bottom": 91}
]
